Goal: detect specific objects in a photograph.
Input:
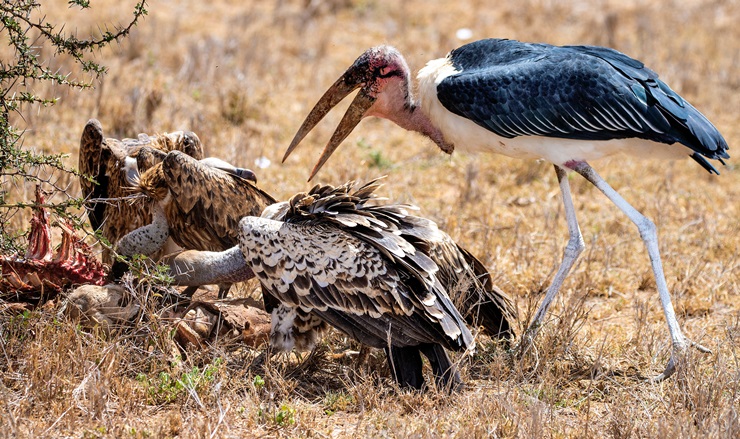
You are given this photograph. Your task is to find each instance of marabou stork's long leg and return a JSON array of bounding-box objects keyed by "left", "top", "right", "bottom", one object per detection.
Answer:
[
  {"left": 570, "top": 161, "right": 711, "bottom": 381},
  {"left": 519, "top": 165, "right": 585, "bottom": 352}
]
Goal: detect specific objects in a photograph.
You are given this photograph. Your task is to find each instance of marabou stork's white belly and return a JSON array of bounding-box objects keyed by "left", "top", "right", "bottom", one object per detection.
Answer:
[{"left": 417, "top": 58, "right": 692, "bottom": 167}]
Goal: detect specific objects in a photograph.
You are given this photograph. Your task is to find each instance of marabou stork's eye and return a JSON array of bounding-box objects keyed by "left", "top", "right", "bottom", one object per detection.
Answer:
[{"left": 377, "top": 66, "right": 400, "bottom": 78}]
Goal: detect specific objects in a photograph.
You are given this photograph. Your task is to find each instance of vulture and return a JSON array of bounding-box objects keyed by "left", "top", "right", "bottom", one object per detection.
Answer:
[
  {"left": 78, "top": 119, "right": 204, "bottom": 263},
  {"left": 162, "top": 179, "right": 517, "bottom": 390},
  {"left": 116, "top": 149, "right": 275, "bottom": 298}
]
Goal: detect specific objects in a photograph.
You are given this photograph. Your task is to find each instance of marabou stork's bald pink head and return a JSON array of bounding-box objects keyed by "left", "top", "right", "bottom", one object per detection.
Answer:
[{"left": 283, "top": 46, "right": 448, "bottom": 180}]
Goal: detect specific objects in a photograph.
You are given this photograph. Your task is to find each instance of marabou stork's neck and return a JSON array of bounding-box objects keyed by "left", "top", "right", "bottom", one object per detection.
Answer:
[
  {"left": 390, "top": 101, "right": 454, "bottom": 154},
  {"left": 369, "top": 66, "right": 454, "bottom": 154}
]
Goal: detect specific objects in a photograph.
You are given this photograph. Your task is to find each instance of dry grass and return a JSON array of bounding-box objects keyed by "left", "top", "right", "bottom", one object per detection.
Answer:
[{"left": 2, "top": 0, "right": 739, "bottom": 437}]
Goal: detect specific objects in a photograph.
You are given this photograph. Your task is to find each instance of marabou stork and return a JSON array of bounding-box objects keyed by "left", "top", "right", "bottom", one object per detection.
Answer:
[
  {"left": 79, "top": 119, "right": 205, "bottom": 264},
  {"left": 164, "top": 179, "right": 517, "bottom": 390},
  {"left": 282, "top": 39, "right": 730, "bottom": 381},
  {"left": 115, "top": 148, "right": 273, "bottom": 298}
]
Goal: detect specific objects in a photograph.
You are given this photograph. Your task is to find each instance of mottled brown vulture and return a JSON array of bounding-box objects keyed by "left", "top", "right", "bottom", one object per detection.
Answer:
[
  {"left": 78, "top": 119, "right": 204, "bottom": 263},
  {"left": 116, "top": 149, "right": 275, "bottom": 298}
]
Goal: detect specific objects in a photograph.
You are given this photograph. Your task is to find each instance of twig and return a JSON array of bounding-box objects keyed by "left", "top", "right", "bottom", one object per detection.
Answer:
[
  {"left": 41, "top": 405, "right": 73, "bottom": 437},
  {"left": 210, "top": 401, "right": 230, "bottom": 439}
]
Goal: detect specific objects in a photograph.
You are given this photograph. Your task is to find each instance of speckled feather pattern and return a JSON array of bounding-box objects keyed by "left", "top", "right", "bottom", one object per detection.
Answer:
[
  {"left": 237, "top": 180, "right": 481, "bottom": 352},
  {"left": 270, "top": 304, "right": 329, "bottom": 352}
]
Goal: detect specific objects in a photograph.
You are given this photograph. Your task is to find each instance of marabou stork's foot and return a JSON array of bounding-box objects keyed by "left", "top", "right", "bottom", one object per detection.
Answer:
[
  {"left": 649, "top": 338, "right": 712, "bottom": 382},
  {"left": 510, "top": 321, "right": 542, "bottom": 358}
]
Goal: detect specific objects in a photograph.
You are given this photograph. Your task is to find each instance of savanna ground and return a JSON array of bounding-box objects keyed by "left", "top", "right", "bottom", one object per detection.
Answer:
[{"left": 1, "top": 0, "right": 739, "bottom": 437}]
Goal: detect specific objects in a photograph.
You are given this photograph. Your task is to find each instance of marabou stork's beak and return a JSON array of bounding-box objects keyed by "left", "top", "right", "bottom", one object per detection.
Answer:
[{"left": 283, "top": 59, "right": 377, "bottom": 181}]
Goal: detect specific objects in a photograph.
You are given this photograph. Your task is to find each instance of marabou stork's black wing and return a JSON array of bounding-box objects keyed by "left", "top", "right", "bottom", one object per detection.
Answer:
[{"left": 437, "top": 39, "right": 729, "bottom": 173}]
